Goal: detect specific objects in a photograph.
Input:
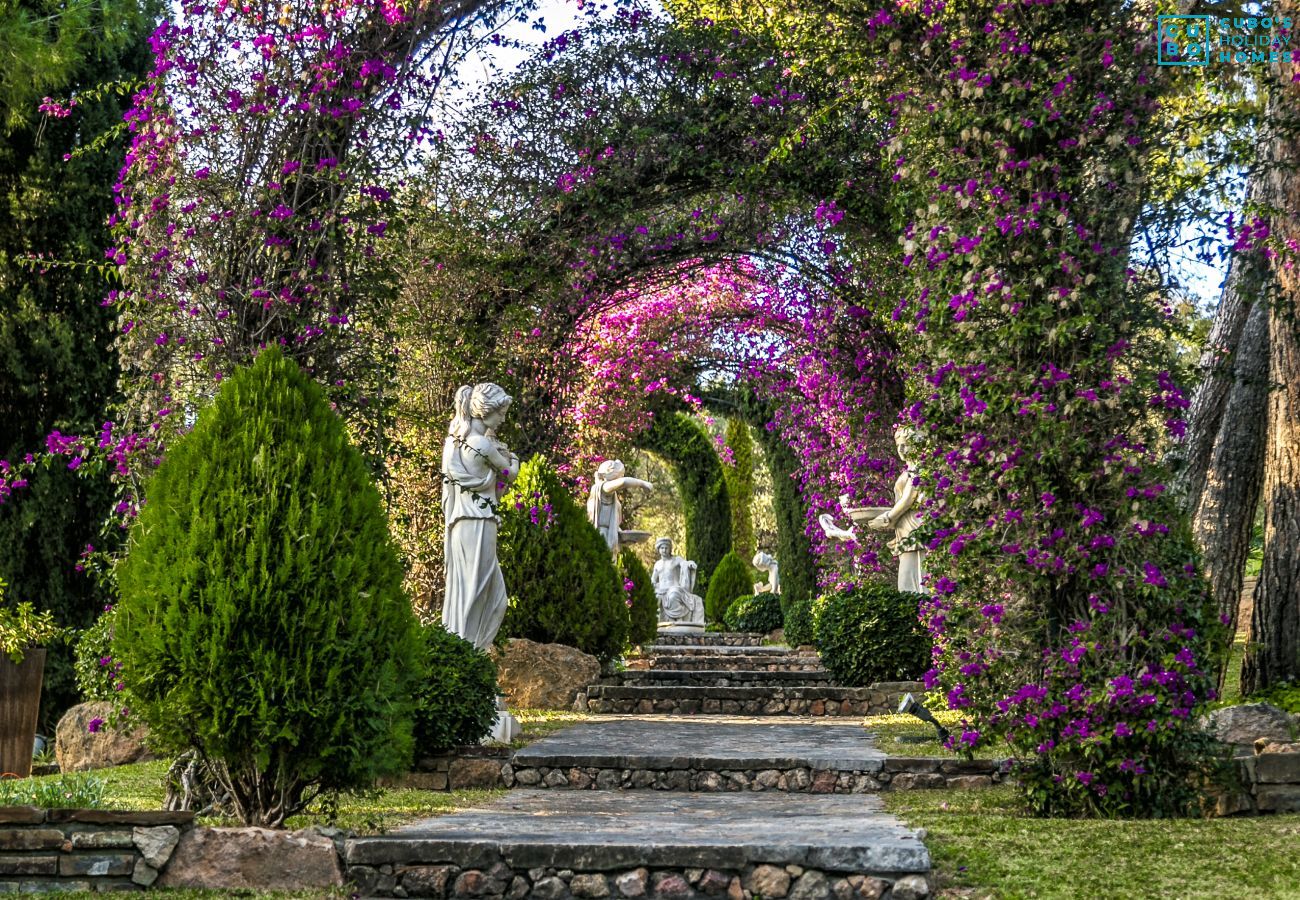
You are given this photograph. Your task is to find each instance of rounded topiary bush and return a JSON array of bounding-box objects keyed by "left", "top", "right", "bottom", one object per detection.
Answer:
[
  {"left": 704, "top": 551, "right": 751, "bottom": 623},
  {"left": 499, "top": 456, "right": 629, "bottom": 664},
  {"left": 724, "top": 593, "right": 783, "bottom": 634},
  {"left": 114, "top": 347, "right": 421, "bottom": 827},
  {"left": 813, "top": 583, "right": 930, "bottom": 686},
  {"left": 782, "top": 598, "right": 817, "bottom": 648},
  {"left": 620, "top": 548, "right": 659, "bottom": 647},
  {"left": 413, "top": 620, "right": 499, "bottom": 753}
]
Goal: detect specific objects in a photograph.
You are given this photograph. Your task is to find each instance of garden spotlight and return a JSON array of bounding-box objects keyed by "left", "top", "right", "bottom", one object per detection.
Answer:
[{"left": 898, "top": 692, "right": 950, "bottom": 744}]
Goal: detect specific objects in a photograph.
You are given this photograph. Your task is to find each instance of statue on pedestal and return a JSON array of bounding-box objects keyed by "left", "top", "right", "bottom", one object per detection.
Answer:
[
  {"left": 586, "top": 459, "right": 654, "bottom": 554},
  {"left": 441, "top": 382, "right": 521, "bottom": 742},
  {"left": 651, "top": 537, "right": 705, "bottom": 631},
  {"left": 816, "top": 427, "right": 928, "bottom": 594},
  {"left": 752, "top": 551, "right": 781, "bottom": 596}
]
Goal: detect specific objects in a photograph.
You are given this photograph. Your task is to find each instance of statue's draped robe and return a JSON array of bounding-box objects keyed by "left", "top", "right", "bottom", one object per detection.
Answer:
[
  {"left": 441, "top": 435, "right": 507, "bottom": 650},
  {"left": 587, "top": 482, "right": 621, "bottom": 552}
]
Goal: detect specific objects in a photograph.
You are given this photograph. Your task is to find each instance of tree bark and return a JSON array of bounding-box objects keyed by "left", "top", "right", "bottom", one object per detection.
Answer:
[
  {"left": 1192, "top": 292, "right": 1268, "bottom": 640},
  {"left": 1242, "top": 66, "right": 1300, "bottom": 694}
]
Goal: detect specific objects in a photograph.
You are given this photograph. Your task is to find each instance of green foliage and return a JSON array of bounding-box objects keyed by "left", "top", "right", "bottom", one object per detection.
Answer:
[
  {"left": 0, "top": 579, "right": 63, "bottom": 664},
  {"left": 72, "top": 606, "right": 122, "bottom": 702},
  {"left": 619, "top": 548, "right": 659, "bottom": 646},
  {"left": 813, "top": 583, "right": 930, "bottom": 687},
  {"left": 723, "top": 418, "right": 755, "bottom": 562},
  {"left": 723, "top": 593, "right": 782, "bottom": 633},
  {"left": 0, "top": 771, "right": 105, "bottom": 809},
  {"left": 0, "top": 2, "right": 154, "bottom": 731},
  {"left": 636, "top": 412, "right": 731, "bottom": 596},
  {"left": 1249, "top": 682, "right": 1300, "bottom": 715},
  {"left": 411, "top": 621, "right": 499, "bottom": 753},
  {"left": 113, "top": 348, "right": 421, "bottom": 827},
  {"left": 703, "top": 551, "right": 752, "bottom": 623},
  {"left": 499, "top": 456, "right": 629, "bottom": 664},
  {"left": 782, "top": 597, "right": 817, "bottom": 648}
]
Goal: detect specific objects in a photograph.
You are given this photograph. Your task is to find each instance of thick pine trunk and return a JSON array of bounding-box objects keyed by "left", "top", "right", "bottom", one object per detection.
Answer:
[
  {"left": 1243, "top": 65, "right": 1300, "bottom": 694},
  {"left": 1193, "top": 293, "right": 1269, "bottom": 640}
]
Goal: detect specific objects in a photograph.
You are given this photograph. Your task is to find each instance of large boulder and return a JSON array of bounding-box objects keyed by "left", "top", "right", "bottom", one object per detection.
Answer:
[
  {"left": 55, "top": 701, "right": 155, "bottom": 772},
  {"left": 158, "top": 827, "right": 343, "bottom": 890},
  {"left": 1203, "top": 703, "right": 1297, "bottom": 747},
  {"left": 492, "top": 638, "right": 600, "bottom": 710}
]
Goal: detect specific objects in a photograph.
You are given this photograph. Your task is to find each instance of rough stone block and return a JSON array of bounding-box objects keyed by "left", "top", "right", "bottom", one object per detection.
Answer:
[
  {"left": 889, "top": 875, "right": 929, "bottom": 900},
  {"left": 0, "top": 828, "right": 63, "bottom": 850},
  {"left": 744, "top": 865, "right": 791, "bottom": 898},
  {"left": 454, "top": 868, "right": 506, "bottom": 896},
  {"left": 134, "top": 824, "right": 181, "bottom": 868},
  {"left": 1256, "top": 785, "right": 1300, "bottom": 813},
  {"left": 616, "top": 868, "right": 650, "bottom": 898},
  {"left": 651, "top": 872, "right": 693, "bottom": 899},
  {"left": 70, "top": 831, "right": 135, "bottom": 849},
  {"left": 532, "top": 876, "right": 568, "bottom": 899},
  {"left": 159, "top": 826, "right": 343, "bottom": 890},
  {"left": 698, "top": 870, "right": 731, "bottom": 895},
  {"left": 0, "top": 808, "right": 44, "bottom": 825},
  {"left": 58, "top": 853, "right": 136, "bottom": 877},
  {"left": 403, "top": 864, "right": 457, "bottom": 898},
  {"left": 133, "top": 858, "right": 161, "bottom": 887},
  {"left": 0, "top": 854, "right": 57, "bottom": 875},
  {"left": 946, "top": 776, "right": 993, "bottom": 790},
  {"left": 882, "top": 759, "right": 940, "bottom": 775},
  {"left": 889, "top": 774, "right": 946, "bottom": 790},
  {"left": 788, "top": 871, "right": 830, "bottom": 900},
  {"left": 1255, "top": 752, "right": 1300, "bottom": 784},
  {"left": 572, "top": 873, "right": 612, "bottom": 897},
  {"left": 450, "top": 758, "right": 506, "bottom": 790}
]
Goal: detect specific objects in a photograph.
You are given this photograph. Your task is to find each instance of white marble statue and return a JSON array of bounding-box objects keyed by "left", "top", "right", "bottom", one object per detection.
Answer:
[
  {"left": 752, "top": 551, "right": 781, "bottom": 595},
  {"left": 870, "top": 427, "right": 927, "bottom": 594},
  {"left": 651, "top": 537, "right": 706, "bottom": 631},
  {"left": 441, "top": 382, "right": 521, "bottom": 742},
  {"left": 586, "top": 459, "right": 653, "bottom": 554},
  {"left": 817, "top": 427, "right": 928, "bottom": 594}
]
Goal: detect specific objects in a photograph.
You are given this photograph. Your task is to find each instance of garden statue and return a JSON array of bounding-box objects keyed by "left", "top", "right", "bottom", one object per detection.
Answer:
[
  {"left": 651, "top": 537, "right": 706, "bottom": 632},
  {"left": 817, "top": 426, "right": 927, "bottom": 594},
  {"left": 752, "top": 551, "right": 781, "bottom": 595},
  {"left": 586, "top": 458, "right": 654, "bottom": 554},
  {"left": 441, "top": 382, "right": 521, "bottom": 742}
]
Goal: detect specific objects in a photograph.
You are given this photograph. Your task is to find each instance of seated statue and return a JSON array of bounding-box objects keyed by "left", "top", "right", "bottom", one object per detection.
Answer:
[{"left": 651, "top": 537, "right": 705, "bottom": 630}]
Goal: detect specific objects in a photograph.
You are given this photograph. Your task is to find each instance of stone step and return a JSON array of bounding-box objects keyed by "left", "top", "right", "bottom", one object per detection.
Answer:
[
  {"left": 639, "top": 644, "right": 796, "bottom": 656},
  {"left": 648, "top": 632, "right": 767, "bottom": 647},
  {"left": 344, "top": 790, "right": 931, "bottom": 898},
  {"left": 632, "top": 655, "right": 826, "bottom": 672},
  {"left": 508, "top": 719, "right": 884, "bottom": 793},
  {"left": 581, "top": 683, "right": 922, "bottom": 717},
  {"left": 614, "top": 669, "right": 836, "bottom": 688}
]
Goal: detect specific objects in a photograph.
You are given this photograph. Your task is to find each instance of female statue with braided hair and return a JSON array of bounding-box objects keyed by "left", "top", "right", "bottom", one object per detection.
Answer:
[{"left": 441, "top": 382, "right": 519, "bottom": 651}]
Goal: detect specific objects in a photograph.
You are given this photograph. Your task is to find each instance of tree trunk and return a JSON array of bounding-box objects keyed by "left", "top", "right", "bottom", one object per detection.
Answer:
[
  {"left": 1243, "top": 67, "right": 1300, "bottom": 694},
  {"left": 1192, "top": 293, "right": 1268, "bottom": 640}
]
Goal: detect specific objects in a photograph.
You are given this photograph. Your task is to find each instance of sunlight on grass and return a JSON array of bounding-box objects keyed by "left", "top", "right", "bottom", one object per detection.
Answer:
[
  {"left": 863, "top": 711, "right": 1004, "bottom": 759},
  {"left": 888, "top": 786, "right": 1300, "bottom": 900}
]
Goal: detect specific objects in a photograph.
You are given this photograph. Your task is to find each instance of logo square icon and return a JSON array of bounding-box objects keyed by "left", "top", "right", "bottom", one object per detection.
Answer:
[{"left": 1157, "top": 15, "right": 1212, "bottom": 66}]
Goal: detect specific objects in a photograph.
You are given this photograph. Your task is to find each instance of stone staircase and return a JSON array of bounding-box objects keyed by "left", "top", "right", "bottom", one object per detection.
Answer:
[
  {"left": 579, "top": 633, "right": 923, "bottom": 717},
  {"left": 344, "top": 631, "right": 936, "bottom": 898}
]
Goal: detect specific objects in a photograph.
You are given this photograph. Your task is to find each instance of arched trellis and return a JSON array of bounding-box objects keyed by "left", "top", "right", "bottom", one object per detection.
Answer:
[{"left": 634, "top": 410, "right": 731, "bottom": 598}]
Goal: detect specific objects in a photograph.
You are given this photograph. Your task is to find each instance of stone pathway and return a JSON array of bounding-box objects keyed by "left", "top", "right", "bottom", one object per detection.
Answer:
[{"left": 344, "top": 633, "right": 935, "bottom": 899}]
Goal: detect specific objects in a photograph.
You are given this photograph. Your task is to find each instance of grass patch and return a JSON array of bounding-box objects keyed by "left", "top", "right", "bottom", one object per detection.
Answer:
[
  {"left": 865, "top": 712, "right": 1003, "bottom": 759},
  {"left": 511, "top": 707, "right": 592, "bottom": 746},
  {"left": 12, "top": 760, "right": 503, "bottom": 834},
  {"left": 887, "top": 785, "right": 1300, "bottom": 899}
]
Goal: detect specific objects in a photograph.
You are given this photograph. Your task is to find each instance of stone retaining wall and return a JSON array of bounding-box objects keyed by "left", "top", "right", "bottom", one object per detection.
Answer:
[
  {"left": 379, "top": 746, "right": 512, "bottom": 792},
  {"left": 0, "top": 807, "right": 192, "bottom": 892},
  {"left": 649, "top": 633, "right": 767, "bottom": 647},
  {"left": 346, "top": 860, "right": 932, "bottom": 900},
  {"left": 502, "top": 758, "right": 1006, "bottom": 794},
  {"left": 581, "top": 683, "right": 923, "bottom": 717},
  {"left": 1215, "top": 740, "right": 1300, "bottom": 816}
]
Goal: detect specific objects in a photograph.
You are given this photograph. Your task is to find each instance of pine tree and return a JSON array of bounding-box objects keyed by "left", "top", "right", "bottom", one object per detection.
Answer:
[{"left": 114, "top": 348, "right": 420, "bottom": 827}]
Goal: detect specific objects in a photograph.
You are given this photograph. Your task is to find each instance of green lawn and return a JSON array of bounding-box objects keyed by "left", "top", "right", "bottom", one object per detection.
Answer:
[
  {"left": 887, "top": 785, "right": 1300, "bottom": 899},
  {"left": 864, "top": 711, "right": 1005, "bottom": 759}
]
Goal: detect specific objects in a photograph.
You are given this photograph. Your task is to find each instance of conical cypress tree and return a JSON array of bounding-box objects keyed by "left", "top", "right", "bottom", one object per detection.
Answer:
[
  {"left": 499, "top": 457, "right": 629, "bottom": 664},
  {"left": 704, "top": 551, "right": 752, "bottom": 623},
  {"left": 619, "top": 547, "right": 658, "bottom": 646},
  {"left": 114, "top": 347, "right": 420, "bottom": 827}
]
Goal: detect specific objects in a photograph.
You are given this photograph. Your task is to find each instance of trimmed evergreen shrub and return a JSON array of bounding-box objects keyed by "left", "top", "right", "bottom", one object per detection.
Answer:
[
  {"left": 499, "top": 456, "right": 629, "bottom": 664},
  {"left": 813, "top": 582, "right": 930, "bottom": 686},
  {"left": 724, "top": 593, "right": 783, "bottom": 633},
  {"left": 113, "top": 348, "right": 421, "bottom": 827},
  {"left": 782, "top": 598, "right": 817, "bottom": 648},
  {"left": 412, "top": 621, "right": 499, "bottom": 753},
  {"left": 620, "top": 548, "right": 659, "bottom": 646},
  {"left": 704, "top": 551, "right": 752, "bottom": 623},
  {"left": 723, "top": 418, "right": 756, "bottom": 562},
  {"left": 635, "top": 411, "right": 731, "bottom": 595}
]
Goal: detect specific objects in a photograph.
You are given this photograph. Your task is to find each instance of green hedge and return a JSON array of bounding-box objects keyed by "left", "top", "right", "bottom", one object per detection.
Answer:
[
  {"left": 704, "top": 551, "right": 752, "bottom": 623},
  {"left": 813, "top": 582, "right": 930, "bottom": 686},
  {"left": 499, "top": 457, "right": 629, "bottom": 664},
  {"left": 114, "top": 348, "right": 420, "bottom": 827},
  {"left": 620, "top": 548, "right": 659, "bottom": 646},
  {"left": 412, "top": 621, "right": 499, "bottom": 753},
  {"left": 723, "top": 418, "right": 756, "bottom": 562},
  {"left": 635, "top": 411, "right": 731, "bottom": 596},
  {"left": 782, "top": 597, "right": 817, "bottom": 648},
  {"left": 724, "top": 593, "right": 783, "bottom": 633}
]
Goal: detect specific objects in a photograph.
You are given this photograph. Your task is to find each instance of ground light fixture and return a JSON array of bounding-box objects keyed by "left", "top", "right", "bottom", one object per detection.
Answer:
[{"left": 898, "top": 692, "right": 950, "bottom": 744}]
